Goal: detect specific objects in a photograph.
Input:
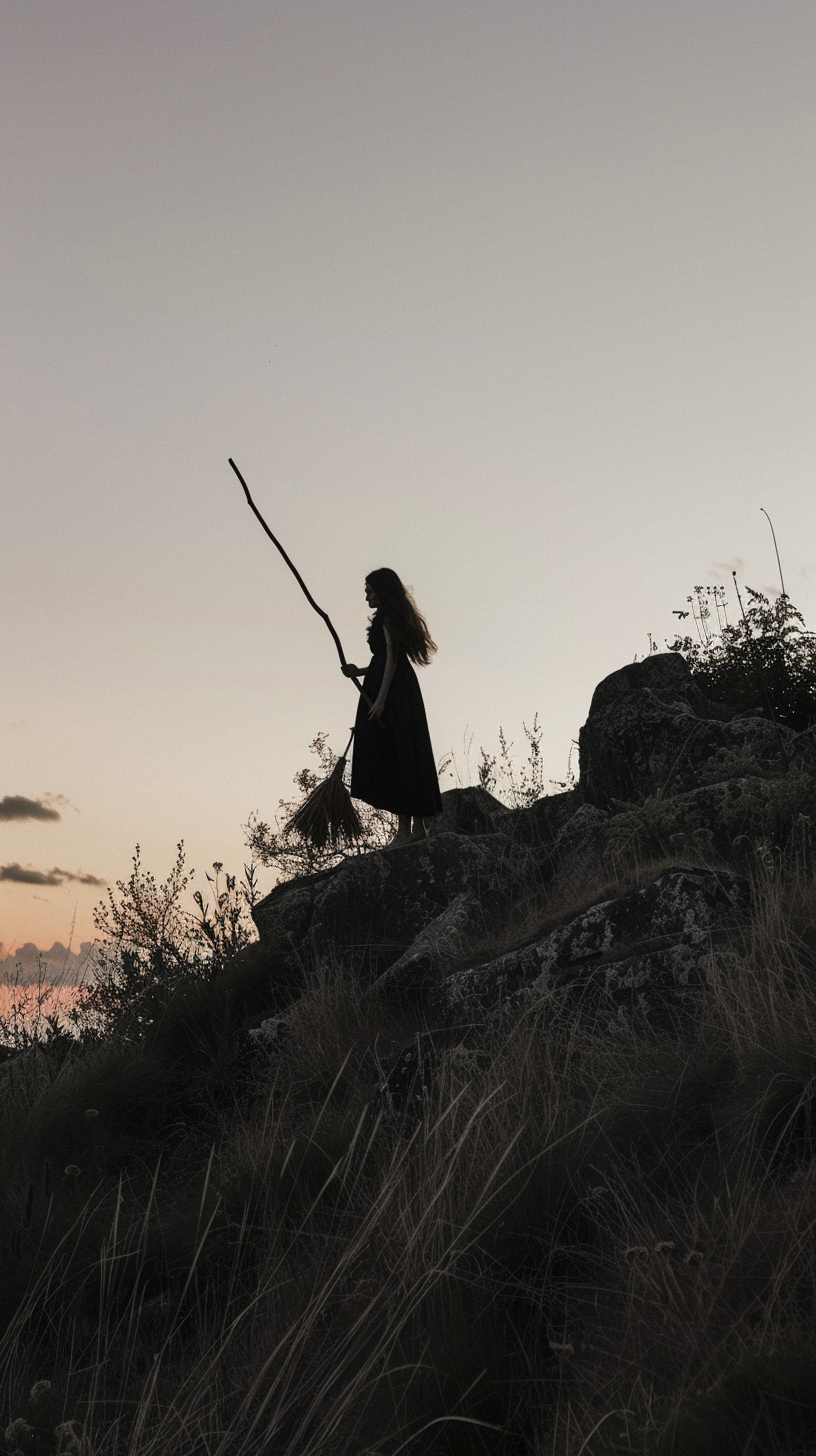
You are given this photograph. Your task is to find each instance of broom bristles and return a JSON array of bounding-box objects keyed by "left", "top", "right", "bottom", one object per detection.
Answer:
[{"left": 284, "top": 757, "right": 362, "bottom": 850}]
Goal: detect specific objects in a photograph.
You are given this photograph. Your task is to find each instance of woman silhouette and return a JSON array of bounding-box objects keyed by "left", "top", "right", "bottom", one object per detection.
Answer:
[{"left": 342, "top": 568, "right": 442, "bottom": 846}]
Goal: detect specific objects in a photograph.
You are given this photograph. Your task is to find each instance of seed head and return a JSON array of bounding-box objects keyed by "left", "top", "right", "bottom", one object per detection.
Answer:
[{"left": 5, "top": 1419, "right": 34, "bottom": 1444}]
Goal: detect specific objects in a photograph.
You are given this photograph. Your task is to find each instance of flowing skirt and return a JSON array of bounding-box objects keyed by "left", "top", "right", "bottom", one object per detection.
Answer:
[{"left": 350, "top": 652, "right": 442, "bottom": 816}]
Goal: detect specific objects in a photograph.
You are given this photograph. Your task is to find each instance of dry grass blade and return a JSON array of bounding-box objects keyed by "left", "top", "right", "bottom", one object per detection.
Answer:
[{"left": 284, "top": 757, "right": 362, "bottom": 850}]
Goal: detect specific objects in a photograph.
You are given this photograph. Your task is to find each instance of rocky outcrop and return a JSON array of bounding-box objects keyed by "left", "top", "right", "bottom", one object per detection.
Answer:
[
  {"left": 578, "top": 652, "right": 793, "bottom": 808},
  {"left": 425, "top": 785, "right": 509, "bottom": 837},
  {"left": 368, "top": 866, "right": 749, "bottom": 1119},
  {"left": 253, "top": 827, "right": 550, "bottom": 991},
  {"left": 251, "top": 650, "right": 816, "bottom": 1032},
  {"left": 426, "top": 784, "right": 578, "bottom": 850},
  {"left": 433, "top": 866, "right": 749, "bottom": 1033}
]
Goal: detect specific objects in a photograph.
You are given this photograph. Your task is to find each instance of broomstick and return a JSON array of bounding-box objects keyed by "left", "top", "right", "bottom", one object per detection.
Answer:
[{"left": 229, "top": 458, "right": 373, "bottom": 849}]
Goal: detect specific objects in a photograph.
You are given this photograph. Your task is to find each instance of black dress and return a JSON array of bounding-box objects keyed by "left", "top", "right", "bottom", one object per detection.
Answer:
[{"left": 350, "top": 613, "right": 443, "bottom": 817}]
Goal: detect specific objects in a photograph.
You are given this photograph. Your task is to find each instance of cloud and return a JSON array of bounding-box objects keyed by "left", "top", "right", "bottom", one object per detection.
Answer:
[
  {"left": 51, "top": 867, "right": 106, "bottom": 887},
  {"left": 0, "top": 864, "right": 61, "bottom": 885},
  {"left": 0, "top": 795, "right": 61, "bottom": 822},
  {"left": 0, "top": 864, "right": 106, "bottom": 887}
]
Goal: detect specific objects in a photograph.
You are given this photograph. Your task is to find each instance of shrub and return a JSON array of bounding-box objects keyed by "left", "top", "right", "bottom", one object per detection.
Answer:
[
  {"left": 73, "top": 843, "right": 259, "bottom": 1043},
  {"left": 474, "top": 715, "right": 547, "bottom": 808},
  {"left": 670, "top": 585, "right": 816, "bottom": 730},
  {"left": 245, "top": 732, "right": 395, "bottom": 880},
  {"left": 439, "top": 714, "right": 553, "bottom": 807}
]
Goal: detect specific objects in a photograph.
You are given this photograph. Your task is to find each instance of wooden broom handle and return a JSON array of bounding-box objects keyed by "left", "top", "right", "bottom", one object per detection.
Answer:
[{"left": 229, "top": 458, "right": 383, "bottom": 723}]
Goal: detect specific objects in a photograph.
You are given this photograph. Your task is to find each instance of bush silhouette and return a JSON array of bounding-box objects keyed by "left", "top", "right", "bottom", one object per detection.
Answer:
[{"left": 670, "top": 586, "right": 816, "bottom": 730}]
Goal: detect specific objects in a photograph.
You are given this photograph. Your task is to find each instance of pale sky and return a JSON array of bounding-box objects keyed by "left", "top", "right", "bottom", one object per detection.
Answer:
[{"left": 3, "top": 0, "right": 815, "bottom": 953}]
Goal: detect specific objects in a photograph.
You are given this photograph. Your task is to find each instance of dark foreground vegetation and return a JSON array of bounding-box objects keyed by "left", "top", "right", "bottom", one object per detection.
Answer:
[{"left": 2, "top": 586, "right": 816, "bottom": 1456}]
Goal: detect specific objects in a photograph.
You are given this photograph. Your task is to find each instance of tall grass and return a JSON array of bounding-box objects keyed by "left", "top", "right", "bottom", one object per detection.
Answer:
[{"left": 2, "top": 848, "right": 816, "bottom": 1454}]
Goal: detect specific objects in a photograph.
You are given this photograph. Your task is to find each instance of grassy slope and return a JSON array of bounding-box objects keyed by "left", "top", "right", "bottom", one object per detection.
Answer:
[{"left": 2, "top": 844, "right": 816, "bottom": 1456}]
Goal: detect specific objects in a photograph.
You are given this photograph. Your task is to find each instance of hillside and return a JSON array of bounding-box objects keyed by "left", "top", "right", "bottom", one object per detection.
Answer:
[{"left": 2, "top": 652, "right": 816, "bottom": 1456}]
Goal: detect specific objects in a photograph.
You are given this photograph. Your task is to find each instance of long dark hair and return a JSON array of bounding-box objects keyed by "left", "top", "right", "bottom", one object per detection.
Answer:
[{"left": 366, "top": 568, "right": 437, "bottom": 666}]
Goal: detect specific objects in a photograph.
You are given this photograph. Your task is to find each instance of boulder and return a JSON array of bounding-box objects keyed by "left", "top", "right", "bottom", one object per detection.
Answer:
[
  {"left": 253, "top": 816, "right": 546, "bottom": 989},
  {"left": 578, "top": 653, "right": 792, "bottom": 808},
  {"left": 488, "top": 788, "right": 581, "bottom": 850},
  {"left": 425, "top": 784, "right": 581, "bottom": 851},
  {"left": 435, "top": 866, "right": 749, "bottom": 1033},
  {"left": 547, "top": 776, "right": 788, "bottom": 905},
  {"left": 425, "top": 785, "right": 509, "bottom": 837}
]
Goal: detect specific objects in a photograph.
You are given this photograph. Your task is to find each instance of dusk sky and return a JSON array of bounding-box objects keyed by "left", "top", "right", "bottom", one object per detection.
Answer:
[{"left": 3, "top": 0, "right": 815, "bottom": 955}]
